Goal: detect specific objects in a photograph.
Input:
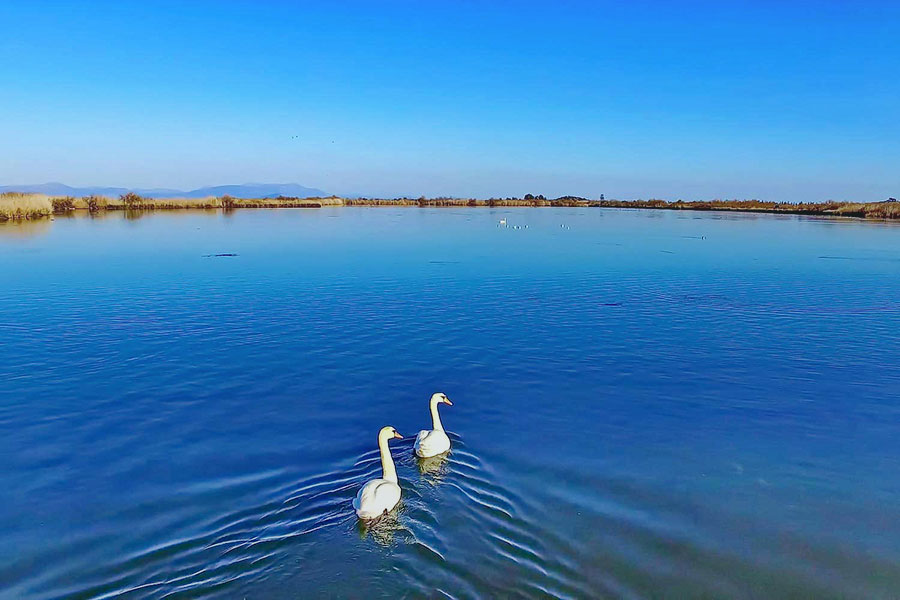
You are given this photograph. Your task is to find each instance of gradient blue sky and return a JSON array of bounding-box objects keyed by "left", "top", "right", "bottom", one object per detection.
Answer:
[{"left": 2, "top": 1, "right": 898, "bottom": 200}]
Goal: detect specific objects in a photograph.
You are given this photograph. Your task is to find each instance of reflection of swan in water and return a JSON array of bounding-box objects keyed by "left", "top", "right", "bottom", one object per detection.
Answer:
[
  {"left": 416, "top": 452, "right": 450, "bottom": 484},
  {"left": 355, "top": 505, "right": 409, "bottom": 546},
  {"left": 353, "top": 426, "right": 403, "bottom": 520}
]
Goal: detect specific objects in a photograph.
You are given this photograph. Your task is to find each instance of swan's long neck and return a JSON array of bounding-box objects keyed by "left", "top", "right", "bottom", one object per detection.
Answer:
[
  {"left": 379, "top": 434, "right": 398, "bottom": 483},
  {"left": 430, "top": 399, "right": 444, "bottom": 432}
]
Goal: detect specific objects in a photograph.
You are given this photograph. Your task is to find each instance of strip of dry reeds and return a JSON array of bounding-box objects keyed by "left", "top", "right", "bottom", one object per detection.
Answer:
[
  {"left": 0, "top": 193, "right": 53, "bottom": 221},
  {"left": 2, "top": 192, "right": 898, "bottom": 221}
]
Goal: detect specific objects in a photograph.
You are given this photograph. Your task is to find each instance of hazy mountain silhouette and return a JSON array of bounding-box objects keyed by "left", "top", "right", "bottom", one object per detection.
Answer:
[{"left": 0, "top": 182, "right": 328, "bottom": 199}]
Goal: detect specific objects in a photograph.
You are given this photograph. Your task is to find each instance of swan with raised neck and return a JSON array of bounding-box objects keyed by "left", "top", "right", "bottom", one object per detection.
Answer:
[
  {"left": 353, "top": 426, "right": 403, "bottom": 520},
  {"left": 378, "top": 425, "right": 401, "bottom": 483}
]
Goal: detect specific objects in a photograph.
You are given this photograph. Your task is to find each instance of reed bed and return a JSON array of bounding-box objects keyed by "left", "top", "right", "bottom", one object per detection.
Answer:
[
  {"left": 0, "top": 193, "right": 53, "bottom": 221},
  {"left": 345, "top": 197, "right": 557, "bottom": 207},
  {"left": 1, "top": 192, "right": 898, "bottom": 221},
  {"left": 593, "top": 198, "right": 900, "bottom": 218},
  {"left": 832, "top": 202, "right": 900, "bottom": 219},
  {"left": 110, "top": 195, "right": 345, "bottom": 210},
  {"left": 346, "top": 197, "right": 900, "bottom": 216},
  {"left": 225, "top": 196, "right": 344, "bottom": 208}
]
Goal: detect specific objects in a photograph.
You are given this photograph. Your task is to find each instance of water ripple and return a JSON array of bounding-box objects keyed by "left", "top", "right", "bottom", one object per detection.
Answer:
[{"left": 2, "top": 208, "right": 899, "bottom": 598}]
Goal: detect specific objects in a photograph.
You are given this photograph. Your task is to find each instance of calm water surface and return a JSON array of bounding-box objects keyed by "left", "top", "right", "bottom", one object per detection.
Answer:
[{"left": 2, "top": 208, "right": 899, "bottom": 598}]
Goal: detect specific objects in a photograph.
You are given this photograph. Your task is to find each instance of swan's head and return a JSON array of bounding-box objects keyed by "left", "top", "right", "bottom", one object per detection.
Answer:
[
  {"left": 431, "top": 392, "right": 452, "bottom": 406},
  {"left": 379, "top": 426, "right": 403, "bottom": 441}
]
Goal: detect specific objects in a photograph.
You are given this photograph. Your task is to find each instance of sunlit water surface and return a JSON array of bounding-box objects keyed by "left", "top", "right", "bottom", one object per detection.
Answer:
[{"left": 2, "top": 208, "right": 899, "bottom": 599}]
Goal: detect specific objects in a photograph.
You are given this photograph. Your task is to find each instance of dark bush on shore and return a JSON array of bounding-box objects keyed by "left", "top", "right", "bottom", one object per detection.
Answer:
[
  {"left": 51, "top": 196, "right": 76, "bottom": 212},
  {"left": 83, "top": 195, "right": 107, "bottom": 212},
  {"left": 120, "top": 192, "right": 145, "bottom": 210},
  {"left": 551, "top": 196, "right": 589, "bottom": 207}
]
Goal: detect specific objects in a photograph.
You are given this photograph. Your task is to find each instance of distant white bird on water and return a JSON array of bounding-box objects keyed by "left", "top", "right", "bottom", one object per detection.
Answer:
[
  {"left": 414, "top": 393, "right": 453, "bottom": 458},
  {"left": 499, "top": 218, "right": 507, "bottom": 226},
  {"left": 353, "top": 426, "right": 404, "bottom": 520}
]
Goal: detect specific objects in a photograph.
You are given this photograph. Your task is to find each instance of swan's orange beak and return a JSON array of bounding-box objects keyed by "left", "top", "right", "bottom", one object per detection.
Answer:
[
  {"left": 444, "top": 397, "right": 453, "bottom": 406},
  {"left": 393, "top": 431, "right": 403, "bottom": 439}
]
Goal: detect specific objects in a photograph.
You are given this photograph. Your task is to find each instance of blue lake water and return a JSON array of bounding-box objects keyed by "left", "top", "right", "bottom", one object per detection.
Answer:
[{"left": 1, "top": 207, "right": 899, "bottom": 598}]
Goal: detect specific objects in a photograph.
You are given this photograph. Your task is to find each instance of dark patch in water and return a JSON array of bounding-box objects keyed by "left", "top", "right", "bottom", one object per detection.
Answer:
[
  {"left": 819, "top": 255, "right": 900, "bottom": 263},
  {"left": 203, "top": 253, "right": 239, "bottom": 258}
]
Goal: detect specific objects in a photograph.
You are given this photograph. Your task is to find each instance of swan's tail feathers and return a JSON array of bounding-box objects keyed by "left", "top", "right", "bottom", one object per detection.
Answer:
[
  {"left": 355, "top": 502, "right": 385, "bottom": 520},
  {"left": 413, "top": 430, "right": 429, "bottom": 455}
]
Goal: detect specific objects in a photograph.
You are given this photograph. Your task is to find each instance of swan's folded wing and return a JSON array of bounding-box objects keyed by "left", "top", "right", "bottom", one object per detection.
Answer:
[
  {"left": 354, "top": 479, "right": 400, "bottom": 518},
  {"left": 352, "top": 488, "right": 364, "bottom": 511},
  {"left": 354, "top": 479, "right": 380, "bottom": 512},
  {"left": 416, "top": 430, "right": 450, "bottom": 457},
  {"left": 353, "top": 481, "right": 378, "bottom": 512},
  {"left": 372, "top": 480, "right": 401, "bottom": 511},
  {"left": 414, "top": 430, "right": 429, "bottom": 449}
]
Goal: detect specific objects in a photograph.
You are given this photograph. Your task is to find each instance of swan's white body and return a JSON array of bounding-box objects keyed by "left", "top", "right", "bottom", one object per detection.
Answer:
[
  {"left": 415, "top": 429, "right": 450, "bottom": 458},
  {"left": 353, "top": 478, "right": 401, "bottom": 520},
  {"left": 414, "top": 393, "right": 453, "bottom": 458},
  {"left": 353, "top": 426, "right": 403, "bottom": 520}
]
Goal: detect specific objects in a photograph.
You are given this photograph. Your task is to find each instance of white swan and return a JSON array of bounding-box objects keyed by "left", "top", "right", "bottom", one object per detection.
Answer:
[
  {"left": 353, "top": 426, "right": 403, "bottom": 520},
  {"left": 414, "top": 393, "right": 453, "bottom": 458}
]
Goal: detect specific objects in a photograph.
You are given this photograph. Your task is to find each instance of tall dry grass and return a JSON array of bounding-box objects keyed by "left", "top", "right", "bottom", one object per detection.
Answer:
[
  {"left": 69, "top": 195, "right": 344, "bottom": 210},
  {"left": 592, "top": 198, "right": 900, "bottom": 219},
  {"left": 0, "top": 193, "right": 53, "bottom": 221},
  {"left": 2, "top": 191, "right": 899, "bottom": 221},
  {"left": 833, "top": 202, "right": 900, "bottom": 219},
  {"left": 225, "top": 196, "right": 344, "bottom": 208}
]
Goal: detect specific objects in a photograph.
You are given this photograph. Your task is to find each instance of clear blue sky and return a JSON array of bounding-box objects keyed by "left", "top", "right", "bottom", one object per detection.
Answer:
[{"left": 2, "top": 0, "right": 898, "bottom": 201}]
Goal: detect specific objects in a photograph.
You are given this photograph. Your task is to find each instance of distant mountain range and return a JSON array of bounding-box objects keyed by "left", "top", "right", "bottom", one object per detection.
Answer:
[{"left": 0, "top": 182, "right": 329, "bottom": 199}]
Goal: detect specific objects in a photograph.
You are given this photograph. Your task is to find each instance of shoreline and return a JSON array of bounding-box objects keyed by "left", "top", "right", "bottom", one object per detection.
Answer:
[{"left": 2, "top": 192, "right": 898, "bottom": 222}]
